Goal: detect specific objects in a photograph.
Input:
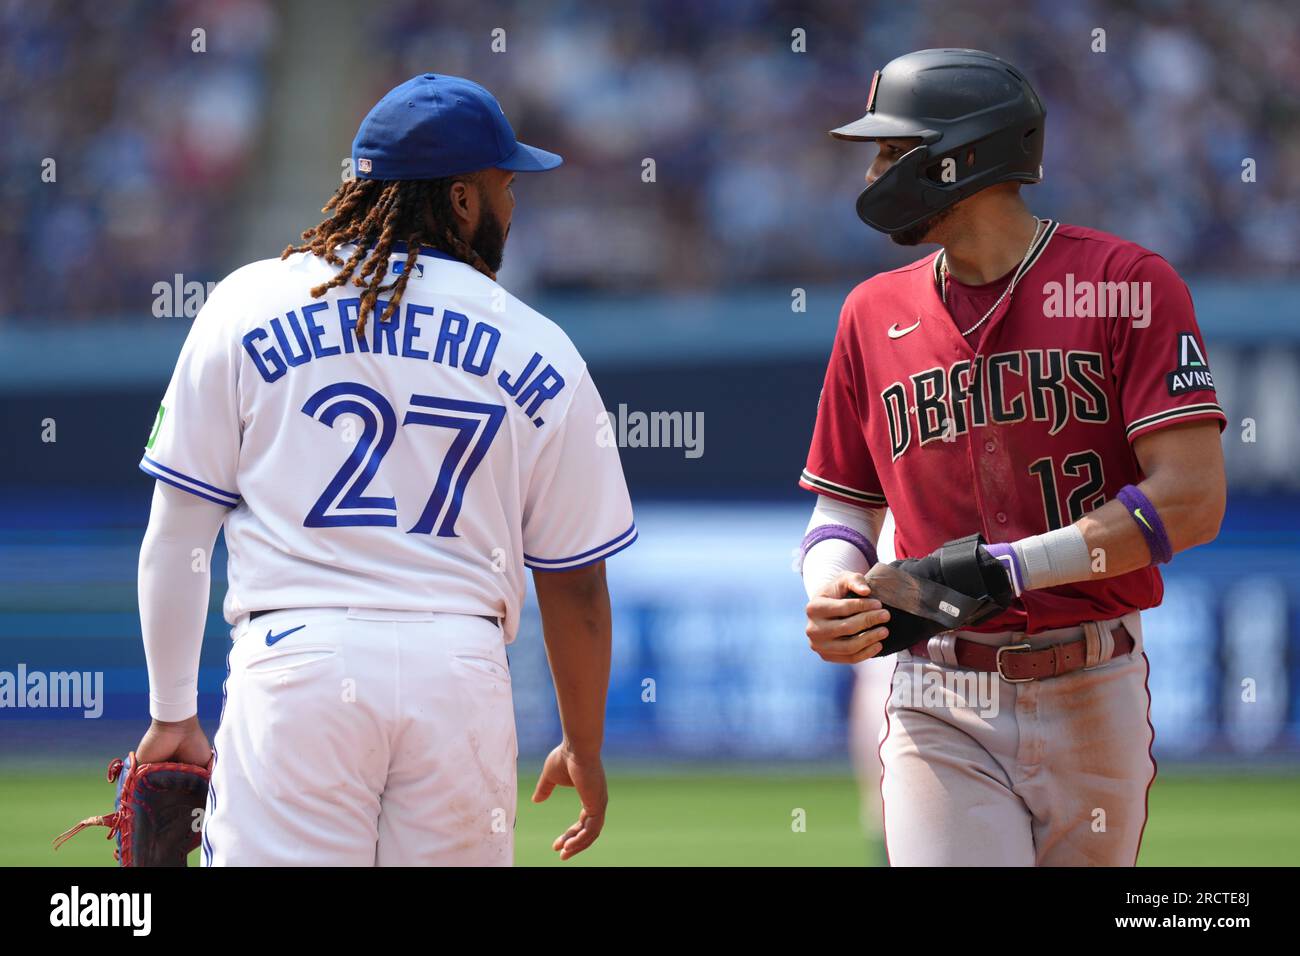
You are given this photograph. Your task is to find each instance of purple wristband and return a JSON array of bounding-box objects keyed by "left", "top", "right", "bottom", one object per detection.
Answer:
[
  {"left": 800, "top": 524, "right": 878, "bottom": 571},
  {"left": 1116, "top": 484, "right": 1173, "bottom": 565},
  {"left": 983, "top": 542, "right": 1024, "bottom": 595}
]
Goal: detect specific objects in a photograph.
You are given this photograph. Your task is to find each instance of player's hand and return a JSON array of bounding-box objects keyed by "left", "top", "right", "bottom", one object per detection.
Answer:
[
  {"left": 531, "top": 743, "right": 607, "bottom": 861},
  {"left": 804, "top": 569, "right": 891, "bottom": 664},
  {"left": 134, "top": 716, "right": 213, "bottom": 767}
]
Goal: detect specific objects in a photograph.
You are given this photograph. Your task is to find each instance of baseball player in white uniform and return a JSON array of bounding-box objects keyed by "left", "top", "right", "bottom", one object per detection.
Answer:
[{"left": 132, "top": 74, "right": 635, "bottom": 866}]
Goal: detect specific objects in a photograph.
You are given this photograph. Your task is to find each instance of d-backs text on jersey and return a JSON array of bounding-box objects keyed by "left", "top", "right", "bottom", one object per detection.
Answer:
[{"left": 882, "top": 349, "right": 1111, "bottom": 461}]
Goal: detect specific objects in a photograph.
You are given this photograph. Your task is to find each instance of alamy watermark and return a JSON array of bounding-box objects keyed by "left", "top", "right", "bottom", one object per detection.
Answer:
[
  {"left": 597, "top": 404, "right": 704, "bottom": 459},
  {"left": 1041, "top": 275, "right": 1152, "bottom": 327},
  {"left": 889, "top": 662, "right": 1001, "bottom": 717},
  {"left": 0, "top": 664, "right": 103, "bottom": 718},
  {"left": 50, "top": 886, "right": 150, "bottom": 936}
]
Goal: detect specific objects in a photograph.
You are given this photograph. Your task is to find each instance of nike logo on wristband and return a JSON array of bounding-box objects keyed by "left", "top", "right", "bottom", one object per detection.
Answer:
[
  {"left": 266, "top": 625, "right": 306, "bottom": 646},
  {"left": 1134, "top": 508, "right": 1153, "bottom": 532}
]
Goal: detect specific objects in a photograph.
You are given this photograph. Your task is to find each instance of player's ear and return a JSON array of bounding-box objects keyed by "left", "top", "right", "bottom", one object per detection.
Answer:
[{"left": 448, "top": 178, "right": 480, "bottom": 232}]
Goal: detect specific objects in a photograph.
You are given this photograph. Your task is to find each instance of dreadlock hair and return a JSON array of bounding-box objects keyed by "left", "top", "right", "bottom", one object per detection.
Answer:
[{"left": 282, "top": 175, "right": 497, "bottom": 339}]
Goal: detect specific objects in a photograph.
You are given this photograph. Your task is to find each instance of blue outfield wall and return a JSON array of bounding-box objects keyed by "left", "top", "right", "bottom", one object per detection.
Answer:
[{"left": 0, "top": 496, "right": 1297, "bottom": 762}]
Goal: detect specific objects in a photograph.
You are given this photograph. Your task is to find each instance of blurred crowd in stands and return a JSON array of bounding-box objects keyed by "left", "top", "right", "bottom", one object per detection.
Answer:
[
  {"left": 3, "top": 0, "right": 1297, "bottom": 317},
  {"left": 0, "top": 0, "right": 275, "bottom": 317}
]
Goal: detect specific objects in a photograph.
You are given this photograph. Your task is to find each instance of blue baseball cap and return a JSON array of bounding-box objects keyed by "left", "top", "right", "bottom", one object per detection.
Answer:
[{"left": 352, "top": 73, "right": 563, "bottom": 181}]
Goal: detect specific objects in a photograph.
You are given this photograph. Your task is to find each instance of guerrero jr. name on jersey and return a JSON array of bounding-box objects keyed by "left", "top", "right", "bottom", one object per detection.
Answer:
[
  {"left": 882, "top": 348, "right": 1109, "bottom": 461},
  {"left": 241, "top": 298, "right": 566, "bottom": 427}
]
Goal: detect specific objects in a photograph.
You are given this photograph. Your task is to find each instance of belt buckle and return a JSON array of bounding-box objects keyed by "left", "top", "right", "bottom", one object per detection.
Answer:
[{"left": 995, "top": 642, "right": 1035, "bottom": 683}]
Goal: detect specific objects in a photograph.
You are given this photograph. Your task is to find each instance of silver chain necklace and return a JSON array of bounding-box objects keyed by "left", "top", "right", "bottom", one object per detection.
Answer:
[{"left": 940, "top": 218, "right": 1046, "bottom": 338}]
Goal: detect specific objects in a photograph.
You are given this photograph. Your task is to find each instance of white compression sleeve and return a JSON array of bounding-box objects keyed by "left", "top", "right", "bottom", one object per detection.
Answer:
[
  {"left": 138, "top": 482, "right": 227, "bottom": 721},
  {"left": 801, "top": 497, "right": 886, "bottom": 599}
]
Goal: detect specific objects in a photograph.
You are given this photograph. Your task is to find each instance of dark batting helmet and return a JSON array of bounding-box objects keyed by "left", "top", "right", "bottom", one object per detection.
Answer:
[{"left": 831, "top": 49, "right": 1046, "bottom": 235}]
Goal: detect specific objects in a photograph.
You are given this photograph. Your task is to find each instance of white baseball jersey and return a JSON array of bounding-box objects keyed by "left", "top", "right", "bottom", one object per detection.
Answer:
[{"left": 141, "top": 243, "right": 636, "bottom": 640}]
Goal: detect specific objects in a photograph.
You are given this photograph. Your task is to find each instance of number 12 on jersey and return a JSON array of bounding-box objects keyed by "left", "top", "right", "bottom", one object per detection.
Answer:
[
  {"left": 1028, "top": 450, "right": 1105, "bottom": 530},
  {"left": 301, "top": 381, "right": 505, "bottom": 536}
]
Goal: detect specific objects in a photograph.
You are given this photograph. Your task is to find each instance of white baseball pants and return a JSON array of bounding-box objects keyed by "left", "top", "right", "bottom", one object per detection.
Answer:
[{"left": 201, "top": 607, "right": 516, "bottom": 866}]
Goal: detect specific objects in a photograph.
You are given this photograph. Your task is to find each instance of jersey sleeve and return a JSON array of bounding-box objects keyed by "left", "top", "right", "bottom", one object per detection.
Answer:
[
  {"left": 1111, "top": 254, "right": 1227, "bottom": 444},
  {"left": 139, "top": 283, "right": 244, "bottom": 508},
  {"left": 798, "top": 302, "right": 887, "bottom": 507},
  {"left": 522, "top": 369, "right": 636, "bottom": 571}
]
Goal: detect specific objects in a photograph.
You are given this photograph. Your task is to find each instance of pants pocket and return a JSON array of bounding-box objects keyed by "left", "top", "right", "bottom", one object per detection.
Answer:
[
  {"left": 450, "top": 652, "right": 511, "bottom": 685},
  {"left": 244, "top": 645, "right": 337, "bottom": 674}
]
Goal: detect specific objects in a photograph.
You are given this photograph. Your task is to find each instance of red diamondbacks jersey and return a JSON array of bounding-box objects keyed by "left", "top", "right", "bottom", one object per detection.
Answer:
[{"left": 800, "top": 221, "right": 1226, "bottom": 633}]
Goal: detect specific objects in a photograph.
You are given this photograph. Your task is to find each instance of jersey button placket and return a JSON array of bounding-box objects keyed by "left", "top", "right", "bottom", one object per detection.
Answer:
[
  {"left": 984, "top": 439, "right": 1001, "bottom": 524},
  {"left": 970, "top": 423, "right": 1014, "bottom": 541}
]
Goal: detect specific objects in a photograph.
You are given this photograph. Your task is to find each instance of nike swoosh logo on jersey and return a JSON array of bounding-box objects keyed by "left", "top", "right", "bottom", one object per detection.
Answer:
[
  {"left": 266, "top": 624, "right": 306, "bottom": 646},
  {"left": 887, "top": 319, "right": 921, "bottom": 339}
]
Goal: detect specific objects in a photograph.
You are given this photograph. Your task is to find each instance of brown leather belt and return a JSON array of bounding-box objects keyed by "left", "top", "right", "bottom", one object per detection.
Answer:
[{"left": 910, "top": 624, "right": 1135, "bottom": 683}]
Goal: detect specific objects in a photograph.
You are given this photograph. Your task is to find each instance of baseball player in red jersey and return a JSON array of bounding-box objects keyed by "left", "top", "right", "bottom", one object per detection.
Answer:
[{"left": 798, "top": 49, "right": 1227, "bottom": 866}]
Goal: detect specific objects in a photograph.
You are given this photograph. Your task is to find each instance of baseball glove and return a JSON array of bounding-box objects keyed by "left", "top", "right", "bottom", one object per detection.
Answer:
[
  {"left": 859, "top": 533, "right": 1015, "bottom": 657},
  {"left": 53, "top": 752, "right": 211, "bottom": 867}
]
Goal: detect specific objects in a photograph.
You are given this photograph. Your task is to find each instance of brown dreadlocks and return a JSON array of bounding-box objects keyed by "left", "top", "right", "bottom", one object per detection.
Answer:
[{"left": 282, "top": 176, "right": 497, "bottom": 338}]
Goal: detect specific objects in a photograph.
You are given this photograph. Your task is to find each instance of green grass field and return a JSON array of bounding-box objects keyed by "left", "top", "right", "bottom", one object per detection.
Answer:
[{"left": 5, "top": 764, "right": 1297, "bottom": 866}]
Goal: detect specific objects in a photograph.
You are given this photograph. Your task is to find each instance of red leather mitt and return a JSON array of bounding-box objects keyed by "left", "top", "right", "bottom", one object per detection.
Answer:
[{"left": 54, "top": 752, "right": 211, "bottom": 867}]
